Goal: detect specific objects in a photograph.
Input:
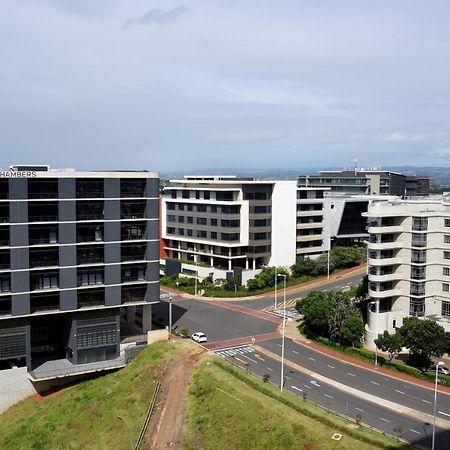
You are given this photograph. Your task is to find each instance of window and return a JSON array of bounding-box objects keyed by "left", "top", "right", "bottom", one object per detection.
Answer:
[
  {"left": 445, "top": 235, "right": 450, "bottom": 244},
  {"left": 444, "top": 251, "right": 450, "bottom": 260},
  {"left": 445, "top": 219, "right": 450, "bottom": 227},
  {"left": 178, "top": 216, "right": 184, "bottom": 223},
  {"left": 443, "top": 283, "right": 450, "bottom": 292},
  {"left": 210, "top": 205, "right": 217, "bottom": 213},
  {"left": 0, "top": 276, "right": 10, "bottom": 292},
  {"left": 298, "top": 191, "right": 307, "bottom": 199},
  {"left": 410, "top": 281, "right": 425, "bottom": 296},
  {"left": 197, "top": 205, "right": 207, "bottom": 212},
  {"left": 170, "top": 190, "right": 177, "bottom": 199},
  {"left": 30, "top": 272, "right": 59, "bottom": 290},
  {"left": 411, "top": 233, "right": 427, "bottom": 247},
  {"left": 443, "top": 301, "right": 450, "bottom": 317},
  {"left": 444, "top": 267, "right": 450, "bottom": 276},
  {"left": 77, "top": 269, "right": 104, "bottom": 286},
  {"left": 187, "top": 204, "right": 193, "bottom": 211},
  {"left": 178, "top": 228, "right": 184, "bottom": 236},
  {"left": 196, "top": 230, "right": 207, "bottom": 238},
  {"left": 216, "top": 191, "right": 234, "bottom": 201},
  {"left": 187, "top": 216, "right": 193, "bottom": 224},
  {"left": 187, "top": 229, "right": 193, "bottom": 237},
  {"left": 167, "top": 203, "right": 175, "bottom": 210},
  {"left": 182, "top": 191, "right": 189, "bottom": 199},
  {"left": 411, "top": 266, "right": 426, "bottom": 280},
  {"left": 211, "top": 218, "right": 217, "bottom": 226},
  {"left": 197, "top": 217, "right": 207, "bottom": 225},
  {"left": 167, "top": 215, "right": 175, "bottom": 222},
  {"left": 210, "top": 231, "right": 217, "bottom": 239},
  {"left": 167, "top": 227, "right": 175, "bottom": 235},
  {"left": 410, "top": 298, "right": 425, "bottom": 317},
  {"left": 221, "top": 233, "right": 239, "bottom": 241},
  {"left": 195, "top": 191, "right": 200, "bottom": 200},
  {"left": 412, "top": 217, "right": 427, "bottom": 231},
  {"left": 411, "top": 250, "right": 426, "bottom": 263}
]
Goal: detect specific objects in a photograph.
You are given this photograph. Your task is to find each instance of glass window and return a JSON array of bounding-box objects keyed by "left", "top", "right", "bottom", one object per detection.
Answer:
[
  {"left": 445, "top": 235, "right": 450, "bottom": 244},
  {"left": 443, "top": 301, "right": 450, "bottom": 317},
  {"left": 443, "top": 283, "right": 450, "bottom": 292},
  {"left": 444, "top": 267, "right": 450, "bottom": 276},
  {"left": 409, "top": 298, "right": 425, "bottom": 317}
]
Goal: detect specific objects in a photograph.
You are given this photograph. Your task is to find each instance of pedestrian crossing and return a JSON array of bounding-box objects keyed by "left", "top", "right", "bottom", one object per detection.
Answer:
[{"left": 214, "top": 345, "right": 255, "bottom": 358}]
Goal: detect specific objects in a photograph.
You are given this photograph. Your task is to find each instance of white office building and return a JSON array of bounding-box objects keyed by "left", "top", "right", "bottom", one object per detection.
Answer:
[{"left": 365, "top": 196, "right": 450, "bottom": 348}]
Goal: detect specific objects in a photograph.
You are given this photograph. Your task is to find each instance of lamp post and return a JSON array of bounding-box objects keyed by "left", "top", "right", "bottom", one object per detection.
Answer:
[
  {"left": 168, "top": 296, "right": 172, "bottom": 336},
  {"left": 278, "top": 273, "right": 287, "bottom": 392},
  {"left": 432, "top": 361, "right": 444, "bottom": 450},
  {"left": 274, "top": 267, "right": 278, "bottom": 308}
]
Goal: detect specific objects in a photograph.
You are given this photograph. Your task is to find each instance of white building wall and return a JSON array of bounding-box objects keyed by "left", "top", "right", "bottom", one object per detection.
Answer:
[{"left": 269, "top": 181, "right": 297, "bottom": 268}]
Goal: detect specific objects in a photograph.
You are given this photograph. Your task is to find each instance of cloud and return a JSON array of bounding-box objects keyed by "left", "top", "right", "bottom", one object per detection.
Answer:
[
  {"left": 208, "top": 130, "right": 286, "bottom": 144},
  {"left": 125, "top": 6, "right": 188, "bottom": 28}
]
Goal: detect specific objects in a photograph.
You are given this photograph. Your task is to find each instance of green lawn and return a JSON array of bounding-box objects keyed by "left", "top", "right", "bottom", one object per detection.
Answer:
[
  {"left": 184, "top": 356, "right": 412, "bottom": 450},
  {"left": 0, "top": 340, "right": 196, "bottom": 450}
]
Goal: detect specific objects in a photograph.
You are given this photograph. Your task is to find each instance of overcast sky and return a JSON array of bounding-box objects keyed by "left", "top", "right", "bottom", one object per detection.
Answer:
[{"left": 2, "top": 1, "right": 450, "bottom": 171}]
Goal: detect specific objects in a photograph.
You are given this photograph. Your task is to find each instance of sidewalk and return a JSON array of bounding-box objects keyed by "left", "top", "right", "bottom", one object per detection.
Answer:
[
  {"left": 161, "top": 264, "right": 367, "bottom": 302},
  {"left": 281, "top": 320, "right": 450, "bottom": 395}
]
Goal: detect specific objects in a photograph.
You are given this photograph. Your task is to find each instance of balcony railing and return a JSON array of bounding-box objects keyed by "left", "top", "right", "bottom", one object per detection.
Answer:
[
  {"left": 28, "top": 215, "right": 58, "bottom": 222},
  {"left": 77, "top": 257, "right": 103, "bottom": 265},
  {"left": 29, "top": 259, "right": 59, "bottom": 268}
]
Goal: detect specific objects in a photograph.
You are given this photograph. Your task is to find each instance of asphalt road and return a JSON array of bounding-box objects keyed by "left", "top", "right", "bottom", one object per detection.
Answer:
[
  {"left": 260, "top": 337, "right": 450, "bottom": 420},
  {"left": 238, "top": 272, "right": 366, "bottom": 310},
  {"left": 152, "top": 299, "right": 277, "bottom": 342},
  {"left": 214, "top": 345, "right": 450, "bottom": 449}
]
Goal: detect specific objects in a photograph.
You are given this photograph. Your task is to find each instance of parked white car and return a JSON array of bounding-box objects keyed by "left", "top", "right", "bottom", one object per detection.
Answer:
[
  {"left": 430, "top": 365, "right": 450, "bottom": 375},
  {"left": 191, "top": 332, "right": 207, "bottom": 343}
]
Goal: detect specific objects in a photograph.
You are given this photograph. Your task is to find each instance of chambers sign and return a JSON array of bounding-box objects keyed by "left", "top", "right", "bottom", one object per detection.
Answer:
[{"left": 0, "top": 171, "right": 37, "bottom": 178}]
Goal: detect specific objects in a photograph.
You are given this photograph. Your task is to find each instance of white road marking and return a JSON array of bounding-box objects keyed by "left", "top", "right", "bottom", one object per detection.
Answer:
[
  {"left": 277, "top": 343, "right": 282, "bottom": 347},
  {"left": 304, "top": 384, "right": 311, "bottom": 389},
  {"left": 266, "top": 367, "right": 274, "bottom": 371},
  {"left": 240, "top": 354, "right": 259, "bottom": 364},
  {"left": 347, "top": 372, "right": 356, "bottom": 377},
  {"left": 292, "top": 350, "right": 299, "bottom": 354},
  {"left": 308, "top": 357, "right": 316, "bottom": 361},
  {"left": 327, "top": 364, "right": 335, "bottom": 369},
  {"left": 285, "top": 376, "right": 292, "bottom": 380},
  {"left": 291, "top": 386, "right": 303, "bottom": 393},
  {"left": 409, "top": 429, "right": 421, "bottom": 435},
  {"left": 311, "top": 380, "right": 320, "bottom": 387},
  {"left": 324, "top": 394, "right": 333, "bottom": 399},
  {"left": 422, "top": 399, "right": 432, "bottom": 404},
  {"left": 379, "top": 417, "right": 390, "bottom": 423},
  {"left": 355, "top": 407, "right": 365, "bottom": 413},
  {"left": 370, "top": 381, "right": 380, "bottom": 385},
  {"left": 395, "top": 390, "right": 405, "bottom": 395},
  {"left": 439, "top": 411, "right": 450, "bottom": 418}
]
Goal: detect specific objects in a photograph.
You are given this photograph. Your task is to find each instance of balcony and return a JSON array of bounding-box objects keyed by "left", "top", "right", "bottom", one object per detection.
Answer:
[
  {"left": 0, "top": 297, "right": 11, "bottom": 316},
  {"left": 29, "top": 249, "right": 59, "bottom": 268},
  {"left": 77, "top": 288, "right": 105, "bottom": 308},
  {"left": 121, "top": 264, "right": 146, "bottom": 283},
  {"left": 121, "top": 285, "right": 147, "bottom": 304},
  {"left": 28, "top": 202, "right": 58, "bottom": 222},
  {"left": 121, "top": 201, "right": 146, "bottom": 219},
  {"left": 77, "top": 246, "right": 104, "bottom": 265},
  {"left": 30, "top": 293, "right": 60, "bottom": 313},
  {"left": 76, "top": 179, "right": 104, "bottom": 198},
  {"left": 29, "top": 226, "right": 58, "bottom": 245},
  {"left": 76, "top": 225, "right": 104, "bottom": 243},
  {"left": 28, "top": 180, "right": 58, "bottom": 199},
  {"left": 121, "top": 223, "right": 146, "bottom": 241},
  {"left": 76, "top": 202, "right": 104, "bottom": 221},
  {"left": 120, "top": 180, "right": 146, "bottom": 198},
  {"left": 121, "top": 244, "right": 146, "bottom": 262}
]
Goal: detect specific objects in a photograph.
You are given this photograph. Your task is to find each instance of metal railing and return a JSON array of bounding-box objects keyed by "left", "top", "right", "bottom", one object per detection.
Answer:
[{"left": 134, "top": 382, "right": 161, "bottom": 450}]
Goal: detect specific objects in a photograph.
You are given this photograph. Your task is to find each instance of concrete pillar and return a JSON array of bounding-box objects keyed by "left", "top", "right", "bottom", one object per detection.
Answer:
[
  {"left": 127, "top": 306, "right": 136, "bottom": 326},
  {"left": 141, "top": 304, "right": 152, "bottom": 333},
  {"left": 228, "top": 259, "right": 232, "bottom": 271},
  {"left": 252, "top": 259, "right": 256, "bottom": 270},
  {"left": 210, "top": 256, "right": 214, "bottom": 267},
  {"left": 245, "top": 259, "right": 249, "bottom": 270}
]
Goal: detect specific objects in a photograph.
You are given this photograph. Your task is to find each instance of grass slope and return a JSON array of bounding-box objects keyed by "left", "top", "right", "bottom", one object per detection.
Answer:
[
  {"left": 0, "top": 340, "right": 194, "bottom": 450},
  {"left": 184, "top": 356, "right": 413, "bottom": 450}
]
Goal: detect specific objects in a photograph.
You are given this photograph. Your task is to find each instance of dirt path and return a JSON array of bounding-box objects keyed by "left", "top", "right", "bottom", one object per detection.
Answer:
[{"left": 148, "top": 350, "right": 202, "bottom": 449}]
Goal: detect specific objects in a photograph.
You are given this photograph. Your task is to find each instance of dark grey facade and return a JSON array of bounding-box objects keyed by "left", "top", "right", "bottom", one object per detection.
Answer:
[{"left": 0, "top": 167, "right": 159, "bottom": 375}]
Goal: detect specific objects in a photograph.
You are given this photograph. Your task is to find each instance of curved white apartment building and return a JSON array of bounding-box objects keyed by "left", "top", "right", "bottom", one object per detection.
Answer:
[{"left": 365, "top": 196, "right": 450, "bottom": 348}]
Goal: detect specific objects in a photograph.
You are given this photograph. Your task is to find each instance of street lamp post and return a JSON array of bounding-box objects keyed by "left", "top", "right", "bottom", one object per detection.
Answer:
[
  {"left": 370, "top": 301, "right": 379, "bottom": 366},
  {"left": 168, "top": 296, "right": 173, "bottom": 337},
  {"left": 432, "top": 361, "right": 444, "bottom": 450},
  {"left": 278, "top": 273, "right": 287, "bottom": 392},
  {"left": 274, "top": 267, "right": 278, "bottom": 308}
]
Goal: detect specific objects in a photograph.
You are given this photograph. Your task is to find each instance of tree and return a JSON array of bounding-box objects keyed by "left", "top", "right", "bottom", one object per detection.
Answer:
[
  {"left": 296, "top": 291, "right": 334, "bottom": 336},
  {"left": 328, "top": 293, "right": 359, "bottom": 343},
  {"left": 400, "top": 318, "right": 448, "bottom": 369},
  {"left": 291, "top": 256, "right": 317, "bottom": 277},
  {"left": 340, "top": 316, "right": 364, "bottom": 347},
  {"left": 331, "top": 247, "right": 364, "bottom": 269},
  {"left": 247, "top": 266, "right": 288, "bottom": 291},
  {"left": 311, "top": 254, "right": 333, "bottom": 276},
  {"left": 374, "top": 330, "right": 403, "bottom": 361},
  {"left": 354, "top": 275, "right": 368, "bottom": 300}
]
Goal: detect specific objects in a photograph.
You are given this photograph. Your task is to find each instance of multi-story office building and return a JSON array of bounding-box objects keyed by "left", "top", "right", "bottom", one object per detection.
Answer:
[
  {"left": 299, "top": 169, "right": 430, "bottom": 196},
  {"left": 0, "top": 166, "right": 159, "bottom": 379},
  {"left": 296, "top": 186, "right": 329, "bottom": 256},
  {"left": 365, "top": 196, "right": 450, "bottom": 348},
  {"left": 161, "top": 176, "right": 298, "bottom": 275}
]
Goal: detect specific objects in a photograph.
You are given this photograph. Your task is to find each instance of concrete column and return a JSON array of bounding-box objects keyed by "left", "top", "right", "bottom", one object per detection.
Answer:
[
  {"left": 127, "top": 306, "right": 136, "bottom": 326},
  {"left": 245, "top": 259, "right": 249, "bottom": 270},
  {"left": 252, "top": 259, "right": 256, "bottom": 270},
  {"left": 210, "top": 256, "right": 213, "bottom": 267},
  {"left": 228, "top": 259, "right": 232, "bottom": 271},
  {"left": 141, "top": 304, "right": 152, "bottom": 333}
]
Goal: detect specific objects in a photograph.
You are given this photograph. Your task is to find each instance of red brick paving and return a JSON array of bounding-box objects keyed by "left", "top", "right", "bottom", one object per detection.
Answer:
[{"left": 205, "top": 331, "right": 281, "bottom": 350}]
